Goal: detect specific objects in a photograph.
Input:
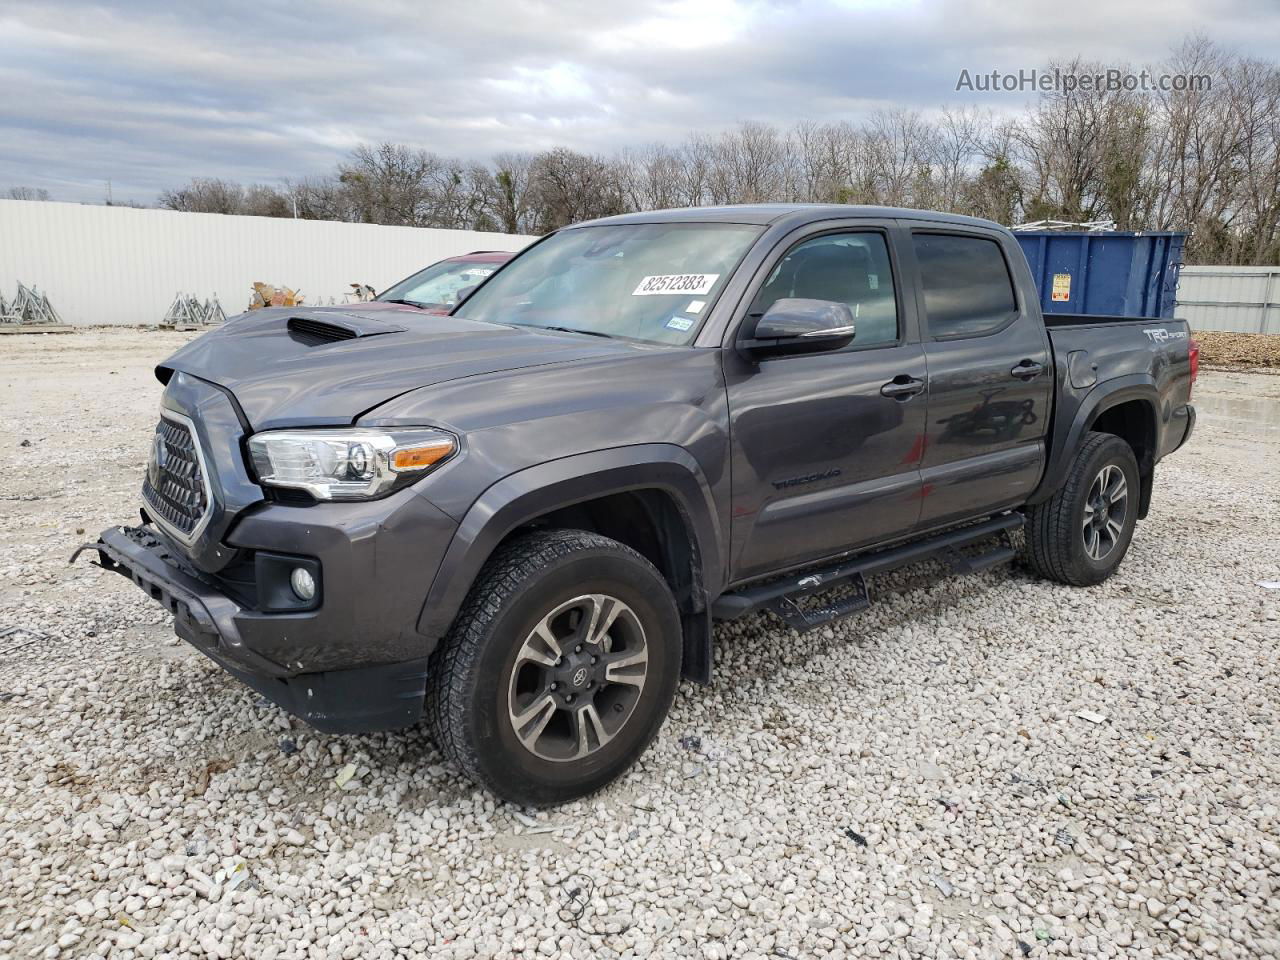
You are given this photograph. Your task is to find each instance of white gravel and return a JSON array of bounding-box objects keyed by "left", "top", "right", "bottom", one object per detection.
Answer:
[{"left": 1, "top": 329, "right": 1278, "bottom": 960}]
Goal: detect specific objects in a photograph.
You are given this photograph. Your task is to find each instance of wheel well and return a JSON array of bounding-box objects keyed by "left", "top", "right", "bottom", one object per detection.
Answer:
[
  {"left": 1089, "top": 399, "right": 1156, "bottom": 518},
  {"left": 511, "top": 489, "right": 713, "bottom": 683}
]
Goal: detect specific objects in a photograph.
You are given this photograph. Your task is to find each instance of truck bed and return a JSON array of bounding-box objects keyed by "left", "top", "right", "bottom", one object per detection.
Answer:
[{"left": 1038, "top": 314, "right": 1195, "bottom": 508}]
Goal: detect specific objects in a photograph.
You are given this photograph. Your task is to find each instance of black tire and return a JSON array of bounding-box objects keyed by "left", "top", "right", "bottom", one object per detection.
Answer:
[
  {"left": 425, "top": 528, "right": 682, "bottom": 806},
  {"left": 1024, "top": 431, "right": 1141, "bottom": 586}
]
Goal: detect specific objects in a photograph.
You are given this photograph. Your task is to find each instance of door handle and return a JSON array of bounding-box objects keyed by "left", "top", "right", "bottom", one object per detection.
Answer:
[
  {"left": 880, "top": 376, "right": 925, "bottom": 400},
  {"left": 1011, "top": 360, "right": 1046, "bottom": 380}
]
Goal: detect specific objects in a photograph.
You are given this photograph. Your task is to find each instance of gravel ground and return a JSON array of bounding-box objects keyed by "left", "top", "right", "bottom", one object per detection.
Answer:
[{"left": 1, "top": 329, "right": 1277, "bottom": 960}]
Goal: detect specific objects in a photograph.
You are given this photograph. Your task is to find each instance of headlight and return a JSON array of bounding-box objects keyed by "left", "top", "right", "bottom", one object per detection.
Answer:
[{"left": 247, "top": 428, "right": 457, "bottom": 501}]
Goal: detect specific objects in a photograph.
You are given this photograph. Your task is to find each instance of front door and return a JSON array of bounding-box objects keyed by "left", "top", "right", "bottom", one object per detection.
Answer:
[{"left": 725, "top": 224, "right": 929, "bottom": 582}]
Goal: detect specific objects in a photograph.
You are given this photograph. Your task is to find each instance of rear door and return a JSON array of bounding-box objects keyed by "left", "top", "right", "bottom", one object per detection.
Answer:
[
  {"left": 904, "top": 225, "right": 1052, "bottom": 529},
  {"left": 723, "top": 221, "right": 929, "bottom": 582}
]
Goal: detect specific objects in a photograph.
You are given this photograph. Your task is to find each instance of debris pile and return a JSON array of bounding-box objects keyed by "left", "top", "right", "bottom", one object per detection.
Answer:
[
  {"left": 1193, "top": 329, "right": 1280, "bottom": 368},
  {"left": 160, "top": 294, "right": 227, "bottom": 329},
  {"left": 249, "top": 283, "right": 304, "bottom": 310},
  {"left": 0, "top": 282, "right": 67, "bottom": 327}
]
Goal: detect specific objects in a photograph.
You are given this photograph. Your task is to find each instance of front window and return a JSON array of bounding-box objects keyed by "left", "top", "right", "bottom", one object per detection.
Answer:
[
  {"left": 378, "top": 259, "right": 503, "bottom": 310},
  {"left": 749, "top": 232, "right": 899, "bottom": 350},
  {"left": 455, "top": 223, "right": 762, "bottom": 345}
]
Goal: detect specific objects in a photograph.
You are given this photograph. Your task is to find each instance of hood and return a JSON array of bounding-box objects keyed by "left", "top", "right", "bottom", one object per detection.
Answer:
[{"left": 159, "top": 305, "right": 641, "bottom": 430}]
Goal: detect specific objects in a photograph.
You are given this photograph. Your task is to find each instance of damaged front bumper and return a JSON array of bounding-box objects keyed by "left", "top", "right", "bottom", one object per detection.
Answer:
[{"left": 74, "top": 525, "right": 429, "bottom": 733}]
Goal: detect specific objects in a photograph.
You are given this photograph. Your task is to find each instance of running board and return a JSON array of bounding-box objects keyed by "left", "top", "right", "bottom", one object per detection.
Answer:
[
  {"left": 947, "top": 543, "right": 1017, "bottom": 575},
  {"left": 712, "top": 513, "right": 1023, "bottom": 631},
  {"left": 764, "top": 572, "right": 870, "bottom": 632}
]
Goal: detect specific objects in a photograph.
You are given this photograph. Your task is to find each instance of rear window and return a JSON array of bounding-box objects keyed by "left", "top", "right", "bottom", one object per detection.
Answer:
[{"left": 912, "top": 233, "right": 1017, "bottom": 338}]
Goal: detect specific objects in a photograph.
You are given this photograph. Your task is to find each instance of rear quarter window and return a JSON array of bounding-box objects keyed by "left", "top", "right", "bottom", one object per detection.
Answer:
[{"left": 912, "top": 233, "right": 1018, "bottom": 339}]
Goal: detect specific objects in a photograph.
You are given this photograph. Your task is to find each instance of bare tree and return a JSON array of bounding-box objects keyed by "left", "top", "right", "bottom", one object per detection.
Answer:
[
  {"left": 1148, "top": 38, "right": 1242, "bottom": 249},
  {"left": 159, "top": 177, "right": 293, "bottom": 217},
  {"left": 290, "top": 176, "right": 353, "bottom": 222},
  {"left": 792, "top": 121, "right": 856, "bottom": 203},
  {"left": 337, "top": 143, "right": 442, "bottom": 226},
  {"left": 1012, "top": 57, "right": 1140, "bottom": 222},
  {"left": 527, "top": 149, "right": 628, "bottom": 230},
  {"left": 159, "top": 178, "right": 246, "bottom": 214},
  {"left": 863, "top": 109, "right": 934, "bottom": 207},
  {"left": 709, "top": 122, "right": 793, "bottom": 204},
  {"left": 621, "top": 144, "right": 690, "bottom": 212},
  {"left": 1221, "top": 55, "right": 1280, "bottom": 263},
  {"left": 925, "top": 108, "right": 991, "bottom": 211},
  {"left": 473, "top": 152, "right": 538, "bottom": 234},
  {"left": 6, "top": 186, "right": 51, "bottom": 201},
  {"left": 241, "top": 184, "right": 294, "bottom": 218}
]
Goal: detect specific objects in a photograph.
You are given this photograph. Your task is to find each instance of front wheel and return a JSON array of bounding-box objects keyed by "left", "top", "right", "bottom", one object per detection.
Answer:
[
  {"left": 1023, "top": 431, "right": 1141, "bottom": 586},
  {"left": 426, "top": 529, "right": 682, "bottom": 806}
]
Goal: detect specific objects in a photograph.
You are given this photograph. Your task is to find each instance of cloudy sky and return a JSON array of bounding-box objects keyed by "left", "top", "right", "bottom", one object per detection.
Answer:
[{"left": 2, "top": 0, "right": 1277, "bottom": 204}]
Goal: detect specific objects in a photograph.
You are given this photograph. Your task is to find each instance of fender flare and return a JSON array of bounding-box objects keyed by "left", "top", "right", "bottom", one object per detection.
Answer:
[
  {"left": 1028, "top": 374, "right": 1160, "bottom": 506},
  {"left": 416, "top": 444, "right": 724, "bottom": 640}
]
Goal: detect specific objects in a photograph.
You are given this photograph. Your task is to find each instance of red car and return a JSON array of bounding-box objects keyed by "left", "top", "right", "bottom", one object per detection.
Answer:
[{"left": 372, "top": 250, "right": 516, "bottom": 314}]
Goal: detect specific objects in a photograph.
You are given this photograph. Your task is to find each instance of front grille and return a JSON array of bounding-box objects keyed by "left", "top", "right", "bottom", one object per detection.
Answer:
[{"left": 142, "top": 416, "right": 210, "bottom": 539}]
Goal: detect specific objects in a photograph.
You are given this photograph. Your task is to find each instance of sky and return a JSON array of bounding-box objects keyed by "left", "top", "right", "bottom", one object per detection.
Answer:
[{"left": 2, "top": 0, "right": 1277, "bottom": 205}]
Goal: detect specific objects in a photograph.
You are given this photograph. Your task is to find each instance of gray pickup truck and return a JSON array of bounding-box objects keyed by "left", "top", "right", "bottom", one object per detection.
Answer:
[{"left": 80, "top": 205, "right": 1197, "bottom": 805}]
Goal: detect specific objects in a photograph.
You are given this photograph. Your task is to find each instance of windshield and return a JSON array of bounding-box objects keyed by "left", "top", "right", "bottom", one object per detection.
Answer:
[
  {"left": 377, "top": 259, "right": 504, "bottom": 309},
  {"left": 454, "top": 223, "right": 762, "bottom": 345}
]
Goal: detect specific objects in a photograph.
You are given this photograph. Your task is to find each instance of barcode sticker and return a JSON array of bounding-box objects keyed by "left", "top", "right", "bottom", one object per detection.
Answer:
[{"left": 632, "top": 274, "right": 719, "bottom": 296}]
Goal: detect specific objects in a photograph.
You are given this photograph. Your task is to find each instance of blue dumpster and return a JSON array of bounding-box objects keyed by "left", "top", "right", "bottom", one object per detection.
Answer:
[{"left": 1014, "top": 231, "right": 1185, "bottom": 319}]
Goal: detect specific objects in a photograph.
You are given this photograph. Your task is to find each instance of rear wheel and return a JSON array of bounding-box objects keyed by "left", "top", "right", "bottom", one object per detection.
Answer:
[
  {"left": 1024, "top": 431, "right": 1140, "bottom": 586},
  {"left": 426, "top": 529, "right": 681, "bottom": 806}
]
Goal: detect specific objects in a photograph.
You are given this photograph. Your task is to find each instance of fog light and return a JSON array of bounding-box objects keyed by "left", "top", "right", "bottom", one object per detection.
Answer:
[{"left": 290, "top": 567, "right": 316, "bottom": 601}]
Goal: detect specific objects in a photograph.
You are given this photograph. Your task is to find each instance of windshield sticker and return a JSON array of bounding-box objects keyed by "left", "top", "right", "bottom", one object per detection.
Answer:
[
  {"left": 465, "top": 268, "right": 495, "bottom": 279},
  {"left": 633, "top": 274, "right": 719, "bottom": 296},
  {"left": 685, "top": 299, "right": 706, "bottom": 314},
  {"left": 666, "top": 315, "right": 694, "bottom": 331}
]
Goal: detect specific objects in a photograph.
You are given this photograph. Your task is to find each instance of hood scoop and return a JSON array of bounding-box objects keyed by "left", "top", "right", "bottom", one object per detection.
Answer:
[{"left": 287, "top": 312, "right": 407, "bottom": 346}]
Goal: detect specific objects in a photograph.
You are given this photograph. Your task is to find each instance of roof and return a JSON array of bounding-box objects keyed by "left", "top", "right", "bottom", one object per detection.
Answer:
[
  {"left": 445, "top": 250, "right": 517, "bottom": 263},
  {"left": 572, "top": 203, "right": 1009, "bottom": 233}
]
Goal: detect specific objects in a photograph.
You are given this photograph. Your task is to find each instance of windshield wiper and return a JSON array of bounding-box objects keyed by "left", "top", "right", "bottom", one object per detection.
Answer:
[
  {"left": 539, "top": 325, "right": 614, "bottom": 339},
  {"left": 378, "top": 298, "right": 430, "bottom": 309}
]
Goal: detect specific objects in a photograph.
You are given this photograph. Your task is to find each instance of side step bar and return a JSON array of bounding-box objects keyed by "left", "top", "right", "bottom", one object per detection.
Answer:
[{"left": 712, "top": 512, "right": 1023, "bottom": 631}]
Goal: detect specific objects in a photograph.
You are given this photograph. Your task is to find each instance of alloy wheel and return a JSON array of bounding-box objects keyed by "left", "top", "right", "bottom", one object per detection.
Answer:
[
  {"left": 506, "top": 594, "right": 649, "bottom": 762},
  {"left": 1082, "top": 463, "right": 1129, "bottom": 562}
]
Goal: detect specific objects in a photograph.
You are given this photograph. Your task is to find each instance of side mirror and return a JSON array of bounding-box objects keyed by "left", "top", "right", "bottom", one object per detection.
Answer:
[{"left": 739, "top": 298, "right": 856, "bottom": 359}]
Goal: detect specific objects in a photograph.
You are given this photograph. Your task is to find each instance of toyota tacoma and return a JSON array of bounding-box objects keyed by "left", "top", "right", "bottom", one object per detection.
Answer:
[{"left": 77, "top": 205, "right": 1198, "bottom": 805}]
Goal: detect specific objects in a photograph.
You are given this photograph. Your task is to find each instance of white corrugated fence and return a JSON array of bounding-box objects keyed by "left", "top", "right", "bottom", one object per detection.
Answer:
[
  {"left": 0, "top": 199, "right": 534, "bottom": 327},
  {"left": 1176, "top": 265, "right": 1280, "bottom": 335}
]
